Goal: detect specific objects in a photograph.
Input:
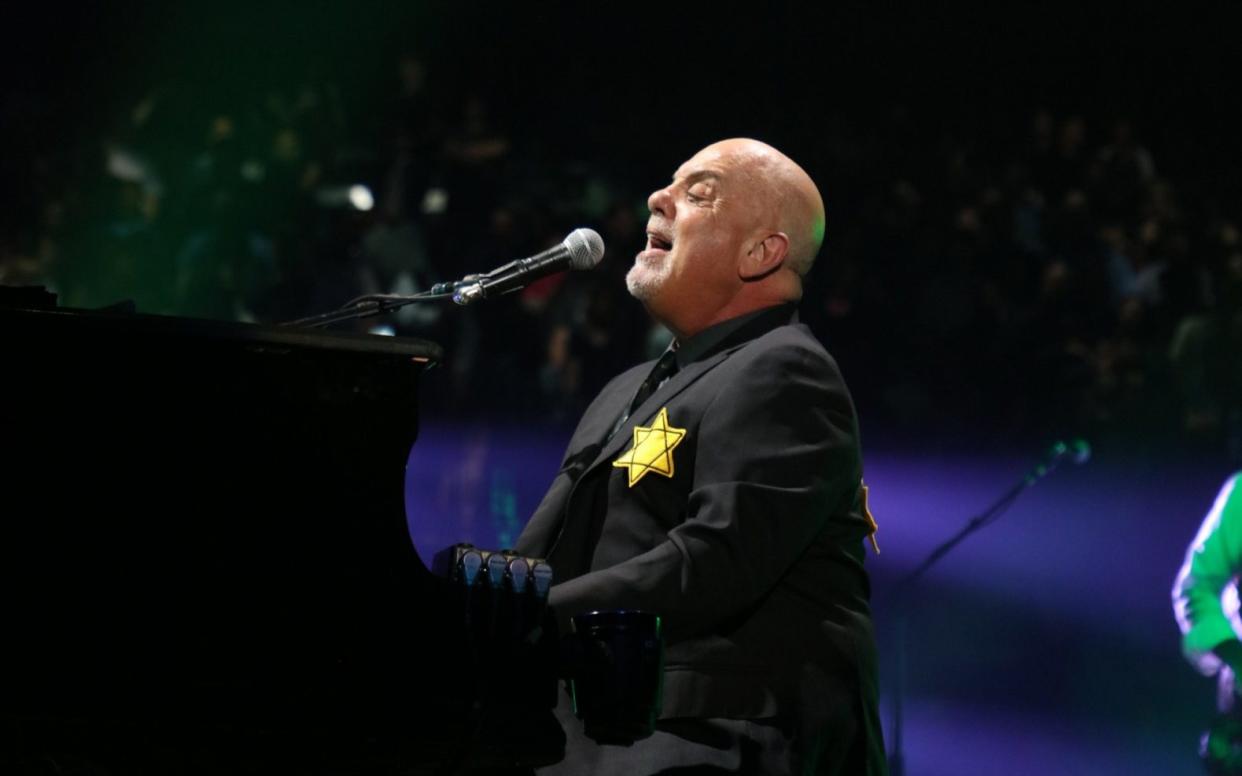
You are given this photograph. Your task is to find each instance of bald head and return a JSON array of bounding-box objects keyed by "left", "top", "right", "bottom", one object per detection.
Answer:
[
  {"left": 693, "top": 138, "right": 826, "bottom": 279},
  {"left": 629, "top": 138, "right": 826, "bottom": 338}
]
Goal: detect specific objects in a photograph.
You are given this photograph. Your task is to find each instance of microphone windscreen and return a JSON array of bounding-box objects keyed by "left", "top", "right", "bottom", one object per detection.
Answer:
[{"left": 564, "top": 228, "right": 606, "bottom": 270}]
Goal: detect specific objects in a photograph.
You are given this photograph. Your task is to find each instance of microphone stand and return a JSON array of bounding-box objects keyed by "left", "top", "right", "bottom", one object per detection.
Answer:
[
  {"left": 281, "top": 227, "right": 604, "bottom": 329},
  {"left": 281, "top": 291, "right": 454, "bottom": 329},
  {"left": 886, "top": 441, "right": 1087, "bottom": 776},
  {"left": 281, "top": 265, "right": 517, "bottom": 329}
]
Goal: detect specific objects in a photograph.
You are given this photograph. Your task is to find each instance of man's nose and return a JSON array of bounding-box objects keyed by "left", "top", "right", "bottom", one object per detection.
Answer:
[{"left": 647, "top": 185, "right": 673, "bottom": 218}]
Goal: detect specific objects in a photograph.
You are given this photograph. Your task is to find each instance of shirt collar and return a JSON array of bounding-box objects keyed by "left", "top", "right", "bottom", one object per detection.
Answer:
[{"left": 670, "top": 302, "right": 798, "bottom": 369}]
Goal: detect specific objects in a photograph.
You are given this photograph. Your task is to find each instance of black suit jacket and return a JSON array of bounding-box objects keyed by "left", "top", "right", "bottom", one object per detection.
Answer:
[{"left": 515, "top": 306, "right": 884, "bottom": 771}]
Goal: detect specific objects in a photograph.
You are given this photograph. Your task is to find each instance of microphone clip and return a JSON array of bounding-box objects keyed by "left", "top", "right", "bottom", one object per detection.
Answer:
[{"left": 452, "top": 282, "right": 486, "bottom": 305}]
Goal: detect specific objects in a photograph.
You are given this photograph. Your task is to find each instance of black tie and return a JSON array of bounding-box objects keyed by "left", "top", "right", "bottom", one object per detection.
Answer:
[{"left": 610, "top": 349, "right": 679, "bottom": 439}]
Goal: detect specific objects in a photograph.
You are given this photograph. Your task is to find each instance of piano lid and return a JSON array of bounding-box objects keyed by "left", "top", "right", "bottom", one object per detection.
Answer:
[{"left": 1, "top": 302, "right": 444, "bottom": 363}]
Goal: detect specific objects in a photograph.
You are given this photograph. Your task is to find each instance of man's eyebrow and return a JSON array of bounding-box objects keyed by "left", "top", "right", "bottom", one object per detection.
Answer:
[{"left": 672, "top": 169, "right": 723, "bottom": 186}]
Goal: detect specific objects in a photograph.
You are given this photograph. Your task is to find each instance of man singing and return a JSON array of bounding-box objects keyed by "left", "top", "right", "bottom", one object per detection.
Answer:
[{"left": 516, "top": 138, "right": 885, "bottom": 775}]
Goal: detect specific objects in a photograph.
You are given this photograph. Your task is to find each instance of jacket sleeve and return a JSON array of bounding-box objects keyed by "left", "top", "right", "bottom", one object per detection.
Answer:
[
  {"left": 1173, "top": 473, "right": 1242, "bottom": 675},
  {"left": 547, "top": 341, "right": 863, "bottom": 642}
]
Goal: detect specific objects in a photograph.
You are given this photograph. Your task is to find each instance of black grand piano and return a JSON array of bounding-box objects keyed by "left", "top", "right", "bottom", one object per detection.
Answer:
[{"left": 1, "top": 294, "right": 562, "bottom": 774}]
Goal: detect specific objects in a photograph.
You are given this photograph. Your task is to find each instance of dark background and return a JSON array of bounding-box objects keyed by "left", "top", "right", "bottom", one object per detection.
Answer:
[
  {"left": 4, "top": 2, "right": 1240, "bottom": 443},
  {"left": 4, "top": 3, "right": 1241, "bottom": 773}
]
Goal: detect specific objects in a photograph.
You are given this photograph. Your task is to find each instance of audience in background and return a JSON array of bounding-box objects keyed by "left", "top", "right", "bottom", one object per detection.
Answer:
[{"left": 1, "top": 54, "right": 1239, "bottom": 460}]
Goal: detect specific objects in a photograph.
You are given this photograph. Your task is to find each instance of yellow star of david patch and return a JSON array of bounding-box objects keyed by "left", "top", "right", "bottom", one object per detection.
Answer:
[{"left": 613, "top": 407, "right": 687, "bottom": 487}]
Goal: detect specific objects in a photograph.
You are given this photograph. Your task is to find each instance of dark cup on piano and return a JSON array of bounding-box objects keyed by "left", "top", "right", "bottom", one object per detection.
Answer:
[{"left": 569, "top": 609, "right": 663, "bottom": 745}]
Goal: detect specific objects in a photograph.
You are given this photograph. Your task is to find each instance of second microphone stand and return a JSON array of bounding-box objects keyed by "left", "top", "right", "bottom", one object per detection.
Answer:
[{"left": 886, "top": 440, "right": 1089, "bottom": 776}]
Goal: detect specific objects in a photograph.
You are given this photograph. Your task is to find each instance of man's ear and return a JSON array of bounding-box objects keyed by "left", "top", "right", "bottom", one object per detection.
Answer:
[{"left": 739, "top": 232, "right": 789, "bottom": 281}]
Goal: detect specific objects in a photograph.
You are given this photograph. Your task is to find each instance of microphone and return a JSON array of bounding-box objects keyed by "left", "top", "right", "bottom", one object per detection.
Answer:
[
  {"left": 435, "top": 228, "right": 605, "bottom": 305},
  {"left": 1025, "top": 438, "right": 1091, "bottom": 484}
]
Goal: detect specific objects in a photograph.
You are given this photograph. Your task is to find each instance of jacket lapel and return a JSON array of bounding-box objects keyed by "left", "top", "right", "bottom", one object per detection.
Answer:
[
  {"left": 540, "top": 306, "right": 799, "bottom": 563},
  {"left": 586, "top": 344, "right": 737, "bottom": 475},
  {"left": 576, "top": 366, "right": 647, "bottom": 455},
  {"left": 517, "top": 367, "right": 648, "bottom": 557},
  {"left": 587, "top": 304, "right": 798, "bottom": 473},
  {"left": 543, "top": 349, "right": 740, "bottom": 568}
]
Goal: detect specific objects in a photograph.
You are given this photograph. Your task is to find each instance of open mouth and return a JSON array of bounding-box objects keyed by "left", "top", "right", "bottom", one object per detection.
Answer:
[{"left": 647, "top": 233, "right": 673, "bottom": 251}]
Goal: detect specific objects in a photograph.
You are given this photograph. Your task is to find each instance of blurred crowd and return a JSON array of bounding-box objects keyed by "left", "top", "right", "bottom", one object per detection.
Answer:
[
  {"left": 2, "top": 53, "right": 1239, "bottom": 456},
  {"left": 808, "top": 108, "right": 1242, "bottom": 456}
]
